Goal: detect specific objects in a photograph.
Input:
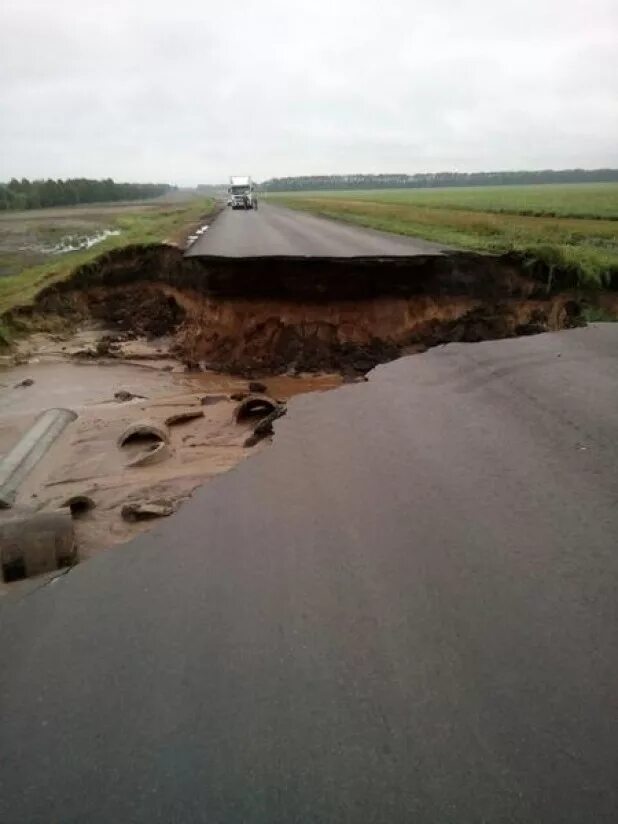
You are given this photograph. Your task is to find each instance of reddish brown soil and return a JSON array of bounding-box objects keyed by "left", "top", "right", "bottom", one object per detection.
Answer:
[{"left": 5, "top": 244, "right": 597, "bottom": 375}]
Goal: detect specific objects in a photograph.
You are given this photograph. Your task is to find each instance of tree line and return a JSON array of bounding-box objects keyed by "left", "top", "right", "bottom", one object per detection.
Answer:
[
  {"left": 0, "top": 178, "right": 173, "bottom": 210},
  {"left": 260, "top": 169, "right": 618, "bottom": 192}
]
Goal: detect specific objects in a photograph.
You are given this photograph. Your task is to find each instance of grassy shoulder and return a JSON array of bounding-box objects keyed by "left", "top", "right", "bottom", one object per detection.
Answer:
[
  {"left": 269, "top": 185, "right": 618, "bottom": 288},
  {"left": 0, "top": 197, "right": 214, "bottom": 325}
]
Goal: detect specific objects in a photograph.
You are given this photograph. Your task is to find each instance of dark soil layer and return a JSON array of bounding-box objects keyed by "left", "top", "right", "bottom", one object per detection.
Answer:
[{"left": 5, "top": 243, "right": 609, "bottom": 375}]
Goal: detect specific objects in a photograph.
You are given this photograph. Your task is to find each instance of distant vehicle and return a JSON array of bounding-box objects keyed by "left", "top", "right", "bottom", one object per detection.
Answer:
[{"left": 228, "top": 176, "right": 258, "bottom": 210}]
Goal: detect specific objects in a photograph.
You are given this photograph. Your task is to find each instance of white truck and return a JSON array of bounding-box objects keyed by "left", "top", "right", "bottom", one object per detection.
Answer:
[{"left": 228, "top": 176, "right": 258, "bottom": 210}]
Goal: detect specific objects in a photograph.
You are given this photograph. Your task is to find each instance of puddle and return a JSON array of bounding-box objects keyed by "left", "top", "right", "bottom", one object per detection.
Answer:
[
  {"left": 0, "top": 357, "right": 340, "bottom": 430},
  {"left": 16, "top": 229, "right": 121, "bottom": 256},
  {"left": 45, "top": 229, "right": 121, "bottom": 254},
  {"left": 182, "top": 370, "right": 342, "bottom": 401}
]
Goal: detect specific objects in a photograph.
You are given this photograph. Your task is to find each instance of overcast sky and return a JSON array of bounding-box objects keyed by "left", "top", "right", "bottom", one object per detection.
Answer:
[{"left": 1, "top": 0, "right": 617, "bottom": 184}]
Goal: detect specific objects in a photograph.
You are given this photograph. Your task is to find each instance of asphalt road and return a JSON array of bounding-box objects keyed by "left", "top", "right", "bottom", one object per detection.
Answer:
[
  {"left": 1, "top": 325, "right": 618, "bottom": 823},
  {"left": 186, "top": 201, "right": 448, "bottom": 257}
]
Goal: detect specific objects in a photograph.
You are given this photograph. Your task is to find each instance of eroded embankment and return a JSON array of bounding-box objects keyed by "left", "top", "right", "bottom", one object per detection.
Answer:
[{"left": 5, "top": 243, "right": 604, "bottom": 375}]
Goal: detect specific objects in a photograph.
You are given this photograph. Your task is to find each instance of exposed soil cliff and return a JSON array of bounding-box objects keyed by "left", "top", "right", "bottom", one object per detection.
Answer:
[{"left": 6, "top": 244, "right": 592, "bottom": 375}]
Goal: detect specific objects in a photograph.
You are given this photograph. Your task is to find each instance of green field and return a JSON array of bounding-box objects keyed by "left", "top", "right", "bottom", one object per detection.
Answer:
[
  {"left": 0, "top": 196, "right": 214, "bottom": 332},
  {"left": 270, "top": 183, "right": 618, "bottom": 286}
]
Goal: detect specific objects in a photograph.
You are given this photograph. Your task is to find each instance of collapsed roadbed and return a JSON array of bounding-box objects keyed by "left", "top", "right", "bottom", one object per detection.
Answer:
[
  {"left": 5, "top": 243, "right": 611, "bottom": 376},
  {"left": 1, "top": 241, "right": 616, "bottom": 585}
]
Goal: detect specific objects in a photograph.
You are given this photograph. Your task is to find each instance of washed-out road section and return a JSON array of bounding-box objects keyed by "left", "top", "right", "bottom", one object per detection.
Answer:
[
  {"left": 186, "top": 200, "right": 448, "bottom": 257},
  {"left": 1, "top": 324, "right": 617, "bottom": 823}
]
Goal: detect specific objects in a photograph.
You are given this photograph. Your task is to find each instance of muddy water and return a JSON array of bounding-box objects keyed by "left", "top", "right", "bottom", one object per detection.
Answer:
[
  {"left": 0, "top": 340, "right": 342, "bottom": 586},
  {"left": 187, "top": 370, "right": 342, "bottom": 400},
  {"left": 0, "top": 358, "right": 340, "bottom": 446}
]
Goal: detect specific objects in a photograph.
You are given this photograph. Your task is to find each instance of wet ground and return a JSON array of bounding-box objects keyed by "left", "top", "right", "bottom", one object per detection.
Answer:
[
  {"left": 0, "top": 196, "right": 196, "bottom": 278},
  {"left": 0, "top": 327, "right": 340, "bottom": 591},
  {"left": 0, "top": 209, "right": 118, "bottom": 276}
]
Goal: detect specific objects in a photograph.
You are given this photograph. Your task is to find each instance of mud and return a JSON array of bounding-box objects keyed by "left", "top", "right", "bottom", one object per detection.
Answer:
[
  {"left": 1, "top": 240, "right": 614, "bottom": 588},
  {"left": 5, "top": 244, "right": 599, "bottom": 376},
  {"left": 0, "top": 332, "right": 340, "bottom": 590}
]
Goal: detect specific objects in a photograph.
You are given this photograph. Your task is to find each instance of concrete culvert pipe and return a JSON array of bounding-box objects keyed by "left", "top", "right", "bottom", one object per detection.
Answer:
[
  {"left": 62, "top": 495, "right": 96, "bottom": 518},
  {"left": 117, "top": 421, "right": 169, "bottom": 448},
  {"left": 125, "top": 441, "right": 171, "bottom": 468},
  {"left": 234, "top": 395, "right": 279, "bottom": 423},
  {"left": 0, "top": 509, "right": 77, "bottom": 582},
  {"left": 0, "top": 408, "right": 77, "bottom": 509},
  {"left": 117, "top": 420, "right": 172, "bottom": 468},
  {"left": 244, "top": 405, "right": 287, "bottom": 448}
]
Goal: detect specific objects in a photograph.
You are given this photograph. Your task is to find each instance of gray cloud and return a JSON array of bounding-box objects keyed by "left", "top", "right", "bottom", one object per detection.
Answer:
[{"left": 1, "top": 0, "right": 617, "bottom": 183}]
